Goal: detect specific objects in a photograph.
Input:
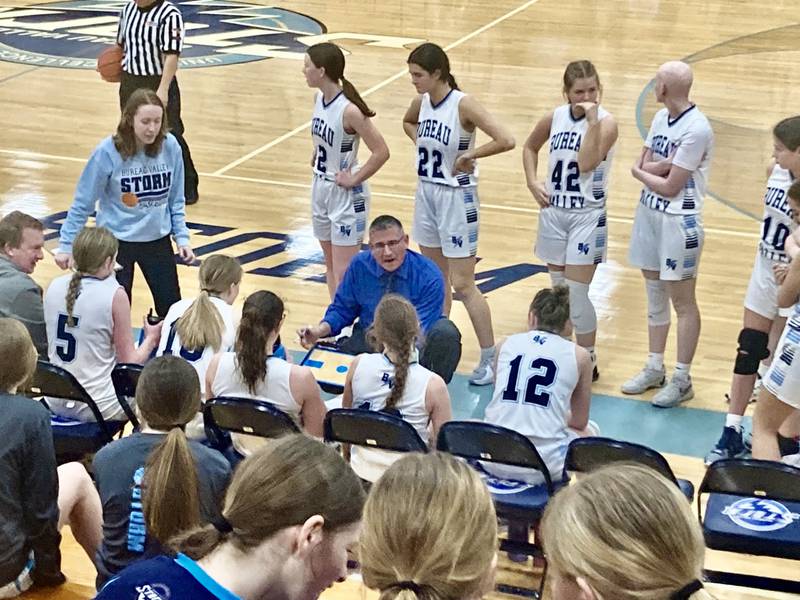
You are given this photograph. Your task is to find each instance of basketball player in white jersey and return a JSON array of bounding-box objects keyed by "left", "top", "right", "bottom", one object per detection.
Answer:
[
  {"left": 523, "top": 60, "right": 618, "bottom": 381},
  {"left": 156, "top": 254, "right": 241, "bottom": 397},
  {"left": 705, "top": 118, "right": 800, "bottom": 463},
  {"left": 342, "top": 294, "right": 452, "bottom": 482},
  {"left": 754, "top": 194, "right": 800, "bottom": 461},
  {"left": 44, "top": 227, "right": 162, "bottom": 421},
  {"left": 206, "top": 290, "right": 326, "bottom": 455},
  {"left": 484, "top": 285, "right": 595, "bottom": 484},
  {"left": 402, "top": 43, "right": 515, "bottom": 386},
  {"left": 624, "top": 61, "right": 714, "bottom": 408},
  {"left": 304, "top": 43, "right": 390, "bottom": 300}
]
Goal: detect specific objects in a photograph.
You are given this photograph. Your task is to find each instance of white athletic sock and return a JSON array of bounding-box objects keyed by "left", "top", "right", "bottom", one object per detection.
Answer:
[
  {"left": 480, "top": 345, "right": 495, "bottom": 364},
  {"left": 549, "top": 270, "right": 566, "bottom": 287},
  {"left": 725, "top": 414, "right": 743, "bottom": 432},
  {"left": 674, "top": 362, "right": 691, "bottom": 383},
  {"left": 646, "top": 352, "right": 664, "bottom": 371}
]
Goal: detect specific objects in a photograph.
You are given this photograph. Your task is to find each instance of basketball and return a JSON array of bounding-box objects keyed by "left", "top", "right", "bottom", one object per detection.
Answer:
[{"left": 96, "top": 45, "right": 123, "bottom": 82}]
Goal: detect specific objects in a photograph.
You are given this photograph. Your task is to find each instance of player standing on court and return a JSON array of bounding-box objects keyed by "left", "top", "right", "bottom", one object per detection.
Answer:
[
  {"left": 523, "top": 60, "right": 618, "bottom": 380},
  {"left": 304, "top": 43, "right": 390, "bottom": 300},
  {"left": 402, "top": 42, "right": 515, "bottom": 385},
  {"left": 117, "top": 0, "right": 199, "bottom": 204},
  {"left": 623, "top": 61, "right": 714, "bottom": 408},
  {"left": 705, "top": 117, "right": 800, "bottom": 463}
]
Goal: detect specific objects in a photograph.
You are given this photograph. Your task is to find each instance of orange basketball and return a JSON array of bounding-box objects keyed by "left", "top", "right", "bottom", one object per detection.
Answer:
[{"left": 97, "top": 45, "right": 123, "bottom": 83}]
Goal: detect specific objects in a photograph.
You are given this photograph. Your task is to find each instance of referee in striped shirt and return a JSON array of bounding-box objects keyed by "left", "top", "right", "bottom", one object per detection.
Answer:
[{"left": 117, "top": 0, "right": 199, "bottom": 204}]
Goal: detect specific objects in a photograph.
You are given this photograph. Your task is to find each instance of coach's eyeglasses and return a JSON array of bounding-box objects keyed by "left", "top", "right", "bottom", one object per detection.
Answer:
[{"left": 370, "top": 237, "right": 405, "bottom": 252}]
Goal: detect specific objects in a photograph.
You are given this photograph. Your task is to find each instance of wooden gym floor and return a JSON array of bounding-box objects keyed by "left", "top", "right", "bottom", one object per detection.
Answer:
[{"left": 1, "top": 0, "right": 798, "bottom": 597}]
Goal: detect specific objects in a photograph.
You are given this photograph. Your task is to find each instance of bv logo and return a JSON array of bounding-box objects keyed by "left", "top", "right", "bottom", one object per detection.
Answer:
[
  {"left": 577, "top": 242, "right": 589, "bottom": 255},
  {"left": 665, "top": 258, "right": 677, "bottom": 270},
  {"left": 723, "top": 498, "right": 799, "bottom": 532},
  {"left": 451, "top": 235, "right": 463, "bottom": 248},
  {"left": 0, "top": 0, "right": 325, "bottom": 69},
  {"left": 339, "top": 224, "right": 351, "bottom": 237},
  {"left": 380, "top": 372, "right": 394, "bottom": 388}
]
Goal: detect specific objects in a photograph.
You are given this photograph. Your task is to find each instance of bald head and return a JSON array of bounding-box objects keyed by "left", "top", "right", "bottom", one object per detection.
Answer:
[{"left": 656, "top": 61, "right": 693, "bottom": 99}]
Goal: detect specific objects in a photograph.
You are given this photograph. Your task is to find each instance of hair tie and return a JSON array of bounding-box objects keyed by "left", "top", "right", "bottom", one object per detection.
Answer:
[
  {"left": 391, "top": 581, "right": 424, "bottom": 594},
  {"left": 212, "top": 516, "right": 233, "bottom": 534},
  {"left": 670, "top": 579, "right": 703, "bottom": 599}
]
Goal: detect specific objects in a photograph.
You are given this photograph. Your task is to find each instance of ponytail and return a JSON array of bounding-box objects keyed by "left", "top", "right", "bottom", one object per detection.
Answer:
[
  {"left": 371, "top": 294, "right": 419, "bottom": 410},
  {"left": 142, "top": 426, "right": 201, "bottom": 543},
  {"left": 341, "top": 76, "right": 376, "bottom": 117},
  {"left": 386, "top": 343, "right": 411, "bottom": 410},
  {"left": 176, "top": 290, "right": 225, "bottom": 352},
  {"left": 65, "top": 272, "right": 83, "bottom": 327},
  {"left": 235, "top": 291, "right": 284, "bottom": 395},
  {"left": 446, "top": 73, "right": 460, "bottom": 91}
]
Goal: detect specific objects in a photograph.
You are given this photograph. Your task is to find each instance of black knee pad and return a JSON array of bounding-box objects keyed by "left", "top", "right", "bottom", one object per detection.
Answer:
[{"left": 733, "top": 328, "right": 770, "bottom": 375}]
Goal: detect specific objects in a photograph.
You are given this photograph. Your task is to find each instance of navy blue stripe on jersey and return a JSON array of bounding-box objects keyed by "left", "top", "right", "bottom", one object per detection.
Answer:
[
  {"left": 322, "top": 91, "right": 343, "bottom": 108},
  {"left": 353, "top": 197, "right": 366, "bottom": 213},
  {"left": 683, "top": 214, "right": 699, "bottom": 250},
  {"left": 598, "top": 213, "right": 607, "bottom": 227},
  {"left": 458, "top": 135, "right": 471, "bottom": 151},
  {"left": 431, "top": 89, "right": 455, "bottom": 110},
  {"left": 456, "top": 174, "right": 471, "bottom": 186},
  {"left": 341, "top": 140, "right": 354, "bottom": 152},
  {"left": 118, "top": 0, "right": 184, "bottom": 76}
]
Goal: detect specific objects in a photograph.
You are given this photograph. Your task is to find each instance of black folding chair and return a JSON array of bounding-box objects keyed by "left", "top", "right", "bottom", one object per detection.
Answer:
[
  {"left": 437, "top": 421, "right": 554, "bottom": 599},
  {"left": 22, "top": 360, "right": 125, "bottom": 463},
  {"left": 110, "top": 363, "right": 142, "bottom": 429},
  {"left": 564, "top": 436, "right": 695, "bottom": 500},
  {"left": 698, "top": 458, "right": 800, "bottom": 594},
  {"left": 204, "top": 396, "right": 300, "bottom": 445},
  {"left": 324, "top": 407, "right": 428, "bottom": 453}
]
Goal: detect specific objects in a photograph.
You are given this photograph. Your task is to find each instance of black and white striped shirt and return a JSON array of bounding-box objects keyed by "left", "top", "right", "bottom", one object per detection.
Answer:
[{"left": 117, "top": 0, "right": 184, "bottom": 76}]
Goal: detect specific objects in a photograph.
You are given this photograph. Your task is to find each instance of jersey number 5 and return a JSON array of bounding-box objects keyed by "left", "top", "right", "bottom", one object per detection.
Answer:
[
  {"left": 551, "top": 160, "right": 580, "bottom": 193},
  {"left": 55, "top": 313, "right": 79, "bottom": 363},
  {"left": 418, "top": 148, "right": 445, "bottom": 179},
  {"left": 501, "top": 355, "right": 557, "bottom": 407}
]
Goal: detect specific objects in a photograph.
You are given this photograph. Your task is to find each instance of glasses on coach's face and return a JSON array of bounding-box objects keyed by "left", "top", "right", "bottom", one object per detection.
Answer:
[{"left": 370, "top": 237, "right": 405, "bottom": 252}]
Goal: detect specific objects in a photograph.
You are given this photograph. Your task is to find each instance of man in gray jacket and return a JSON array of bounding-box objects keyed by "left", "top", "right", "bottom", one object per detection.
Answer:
[{"left": 0, "top": 211, "right": 47, "bottom": 355}]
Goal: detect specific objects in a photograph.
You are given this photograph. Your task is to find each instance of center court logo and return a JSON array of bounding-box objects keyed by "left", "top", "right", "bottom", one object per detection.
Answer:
[
  {"left": 722, "top": 498, "right": 800, "bottom": 532},
  {"left": 0, "top": 0, "right": 325, "bottom": 69}
]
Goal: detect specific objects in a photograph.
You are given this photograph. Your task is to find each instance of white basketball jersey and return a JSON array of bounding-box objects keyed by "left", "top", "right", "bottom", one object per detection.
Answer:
[
  {"left": 210, "top": 352, "right": 299, "bottom": 419},
  {"left": 44, "top": 273, "right": 121, "bottom": 419},
  {"left": 546, "top": 104, "right": 614, "bottom": 210},
  {"left": 759, "top": 166, "right": 795, "bottom": 262},
  {"left": 640, "top": 106, "right": 714, "bottom": 215},
  {"left": 311, "top": 91, "right": 360, "bottom": 180},
  {"left": 156, "top": 296, "right": 237, "bottom": 396},
  {"left": 416, "top": 90, "right": 477, "bottom": 188},
  {"left": 484, "top": 330, "right": 578, "bottom": 443},
  {"left": 351, "top": 352, "right": 433, "bottom": 443}
]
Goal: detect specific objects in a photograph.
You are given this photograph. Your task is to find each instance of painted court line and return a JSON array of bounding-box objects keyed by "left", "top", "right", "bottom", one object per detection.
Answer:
[
  {"left": 0, "top": 146, "right": 760, "bottom": 239},
  {"left": 211, "top": 0, "right": 543, "bottom": 176}
]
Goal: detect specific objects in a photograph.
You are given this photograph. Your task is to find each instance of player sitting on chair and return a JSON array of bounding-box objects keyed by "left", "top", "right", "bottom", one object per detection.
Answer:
[{"left": 298, "top": 214, "right": 462, "bottom": 383}]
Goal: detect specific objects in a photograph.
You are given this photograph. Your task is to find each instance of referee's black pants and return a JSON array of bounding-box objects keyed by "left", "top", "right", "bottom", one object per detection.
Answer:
[
  {"left": 119, "top": 73, "right": 199, "bottom": 202},
  {"left": 116, "top": 236, "right": 181, "bottom": 318}
]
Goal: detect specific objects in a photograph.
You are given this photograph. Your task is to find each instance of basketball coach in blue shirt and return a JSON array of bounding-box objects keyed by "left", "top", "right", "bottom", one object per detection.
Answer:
[{"left": 298, "top": 215, "right": 462, "bottom": 382}]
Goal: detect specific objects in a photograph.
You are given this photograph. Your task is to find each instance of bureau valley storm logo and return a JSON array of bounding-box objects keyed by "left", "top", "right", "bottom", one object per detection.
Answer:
[{"left": 0, "top": 0, "right": 325, "bottom": 69}]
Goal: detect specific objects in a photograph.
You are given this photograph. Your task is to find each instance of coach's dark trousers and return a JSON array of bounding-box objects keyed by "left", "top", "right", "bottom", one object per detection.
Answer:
[
  {"left": 116, "top": 236, "right": 181, "bottom": 318},
  {"left": 338, "top": 317, "right": 462, "bottom": 383},
  {"left": 119, "top": 73, "right": 199, "bottom": 202}
]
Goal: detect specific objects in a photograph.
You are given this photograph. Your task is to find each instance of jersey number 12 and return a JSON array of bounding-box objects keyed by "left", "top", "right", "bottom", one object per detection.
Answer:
[{"left": 501, "top": 355, "right": 557, "bottom": 407}]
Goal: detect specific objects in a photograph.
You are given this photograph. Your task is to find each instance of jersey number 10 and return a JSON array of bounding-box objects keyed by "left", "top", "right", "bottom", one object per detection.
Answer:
[{"left": 501, "top": 355, "right": 557, "bottom": 407}]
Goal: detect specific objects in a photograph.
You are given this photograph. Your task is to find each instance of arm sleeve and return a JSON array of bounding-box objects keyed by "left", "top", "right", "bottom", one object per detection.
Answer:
[
  {"left": 59, "top": 145, "right": 114, "bottom": 253},
  {"left": 167, "top": 138, "right": 190, "bottom": 247},
  {"left": 11, "top": 286, "right": 47, "bottom": 357},
  {"left": 23, "top": 412, "right": 65, "bottom": 586},
  {"left": 159, "top": 10, "right": 184, "bottom": 54},
  {"left": 321, "top": 263, "right": 361, "bottom": 336},
  {"left": 672, "top": 123, "right": 713, "bottom": 172},
  {"left": 414, "top": 263, "right": 445, "bottom": 333}
]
